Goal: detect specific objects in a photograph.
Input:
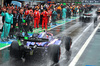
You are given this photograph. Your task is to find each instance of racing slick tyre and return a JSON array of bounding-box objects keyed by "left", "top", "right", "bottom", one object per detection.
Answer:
[
  {"left": 48, "top": 44, "right": 61, "bottom": 63},
  {"left": 10, "top": 41, "right": 21, "bottom": 58},
  {"left": 63, "top": 37, "right": 72, "bottom": 51}
]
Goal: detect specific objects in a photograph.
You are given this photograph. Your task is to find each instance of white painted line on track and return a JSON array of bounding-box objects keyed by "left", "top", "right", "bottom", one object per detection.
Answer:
[
  {"left": 71, "top": 23, "right": 93, "bottom": 48},
  {"left": 69, "top": 23, "right": 100, "bottom": 66}
]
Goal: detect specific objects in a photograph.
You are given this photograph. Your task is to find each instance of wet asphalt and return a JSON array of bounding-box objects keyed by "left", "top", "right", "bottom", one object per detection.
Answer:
[{"left": 0, "top": 9, "right": 97, "bottom": 66}]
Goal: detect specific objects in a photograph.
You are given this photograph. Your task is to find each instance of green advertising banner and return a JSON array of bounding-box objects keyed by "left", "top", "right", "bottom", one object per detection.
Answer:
[{"left": 75, "top": 2, "right": 82, "bottom": 4}]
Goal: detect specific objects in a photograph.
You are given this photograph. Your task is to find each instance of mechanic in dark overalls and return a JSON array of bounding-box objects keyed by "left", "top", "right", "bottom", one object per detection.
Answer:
[
  {"left": 69, "top": 6, "right": 72, "bottom": 18},
  {"left": 84, "top": 6, "right": 88, "bottom": 13},
  {"left": 66, "top": 6, "right": 68, "bottom": 18},
  {"left": 67, "top": 6, "right": 71, "bottom": 18},
  {"left": 9, "top": 9, "right": 18, "bottom": 38},
  {"left": 79, "top": 6, "right": 83, "bottom": 16},
  {"left": 17, "top": 8, "right": 24, "bottom": 32},
  {"left": 25, "top": 11, "right": 33, "bottom": 35}
]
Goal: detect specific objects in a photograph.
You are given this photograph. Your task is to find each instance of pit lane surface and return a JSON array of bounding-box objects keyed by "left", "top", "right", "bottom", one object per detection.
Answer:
[
  {"left": 74, "top": 23, "right": 100, "bottom": 66},
  {"left": 0, "top": 9, "right": 97, "bottom": 66}
]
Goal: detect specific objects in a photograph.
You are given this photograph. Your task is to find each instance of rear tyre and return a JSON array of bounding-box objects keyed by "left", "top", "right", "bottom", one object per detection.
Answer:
[
  {"left": 63, "top": 37, "right": 72, "bottom": 51},
  {"left": 10, "top": 41, "right": 21, "bottom": 58},
  {"left": 48, "top": 44, "right": 60, "bottom": 63}
]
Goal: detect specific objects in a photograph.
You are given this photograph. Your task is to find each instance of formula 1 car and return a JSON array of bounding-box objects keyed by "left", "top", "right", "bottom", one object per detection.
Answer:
[
  {"left": 94, "top": 8, "right": 100, "bottom": 28},
  {"left": 10, "top": 32, "right": 72, "bottom": 63},
  {"left": 79, "top": 13, "right": 92, "bottom": 23}
]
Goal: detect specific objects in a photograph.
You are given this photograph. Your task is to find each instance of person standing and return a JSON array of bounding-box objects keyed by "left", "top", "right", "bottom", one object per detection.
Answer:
[
  {"left": 1, "top": 9, "right": 13, "bottom": 41},
  {"left": 17, "top": 8, "right": 24, "bottom": 32},
  {"left": 57, "top": 5, "right": 62, "bottom": 20},
  {"left": 0, "top": 8, "right": 6, "bottom": 32},
  {"left": 11, "top": 5, "right": 14, "bottom": 10},
  {"left": 9, "top": 9, "right": 18, "bottom": 38},
  {"left": 33, "top": 9, "right": 40, "bottom": 29},
  {"left": 48, "top": 8, "right": 52, "bottom": 26},
  {"left": 41, "top": 9, "right": 48, "bottom": 29},
  {"left": 68, "top": 6, "right": 71, "bottom": 18},
  {"left": 79, "top": 6, "right": 83, "bottom": 16},
  {"left": 62, "top": 6, "right": 67, "bottom": 21},
  {"left": 13, "top": 9, "right": 18, "bottom": 27},
  {"left": 29, "top": 7, "right": 33, "bottom": 13},
  {"left": 72, "top": 6, "right": 75, "bottom": 16},
  {"left": 25, "top": 8, "right": 30, "bottom": 17},
  {"left": 7, "top": 4, "right": 10, "bottom": 10},
  {"left": 52, "top": 8, "right": 57, "bottom": 25},
  {"left": 74, "top": 6, "right": 78, "bottom": 17},
  {"left": 25, "top": 11, "right": 33, "bottom": 34},
  {"left": 66, "top": 6, "right": 68, "bottom": 18}
]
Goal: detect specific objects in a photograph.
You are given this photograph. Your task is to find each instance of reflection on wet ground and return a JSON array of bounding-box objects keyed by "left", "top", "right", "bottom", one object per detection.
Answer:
[
  {"left": 0, "top": 20, "right": 93, "bottom": 66},
  {"left": 0, "top": 48, "right": 10, "bottom": 64},
  {"left": 0, "top": 8, "right": 97, "bottom": 66},
  {"left": 48, "top": 21, "right": 76, "bottom": 36},
  {"left": 68, "top": 27, "right": 80, "bottom": 37},
  {"left": 0, "top": 20, "right": 78, "bottom": 66}
]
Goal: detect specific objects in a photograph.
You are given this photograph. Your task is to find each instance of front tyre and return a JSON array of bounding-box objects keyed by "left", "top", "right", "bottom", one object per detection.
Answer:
[{"left": 63, "top": 37, "right": 72, "bottom": 51}]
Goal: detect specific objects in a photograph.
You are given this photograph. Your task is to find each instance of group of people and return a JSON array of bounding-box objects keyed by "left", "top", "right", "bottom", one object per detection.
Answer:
[{"left": 0, "top": 3, "right": 93, "bottom": 41}]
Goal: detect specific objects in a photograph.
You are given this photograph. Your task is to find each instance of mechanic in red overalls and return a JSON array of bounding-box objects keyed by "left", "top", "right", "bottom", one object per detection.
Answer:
[
  {"left": 25, "top": 8, "right": 30, "bottom": 16},
  {"left": 33, "top": 9, "right": 40, "bottom": 28},
  {"left": 41, "top": 9, "right": 48, "bottom": 29}
]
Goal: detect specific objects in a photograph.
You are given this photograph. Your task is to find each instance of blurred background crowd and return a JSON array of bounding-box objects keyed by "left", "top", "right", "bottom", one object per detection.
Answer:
[{"left": 0, "top": 3, "right": 94, "bottom": 41}]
